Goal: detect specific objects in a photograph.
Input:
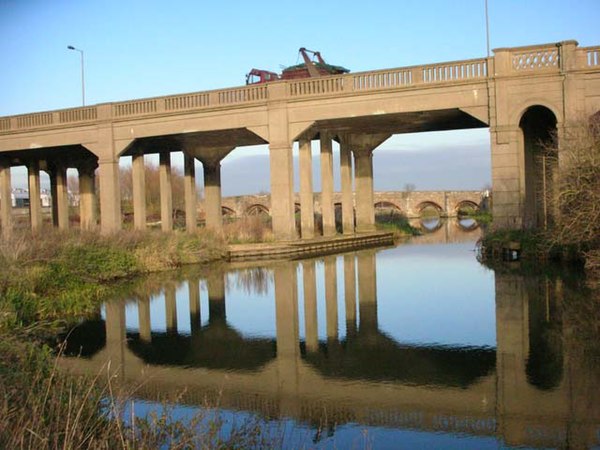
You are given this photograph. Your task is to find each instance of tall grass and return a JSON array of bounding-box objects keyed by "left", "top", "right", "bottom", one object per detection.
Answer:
[{"left": 0, "top": 336, "right": 279, "bottom": 449}]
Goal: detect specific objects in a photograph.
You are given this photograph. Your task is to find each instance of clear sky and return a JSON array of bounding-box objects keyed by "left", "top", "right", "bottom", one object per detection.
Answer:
[{"left": 1, "top": 0, "right": 599, "bottom": 193}]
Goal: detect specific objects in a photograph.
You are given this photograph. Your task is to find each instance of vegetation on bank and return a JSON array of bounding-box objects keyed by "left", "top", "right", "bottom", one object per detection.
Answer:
[
  {"left": 375, "top": 211, "right": 420, "bottom": 237},
  {"left": 0, "top": 229, "right": 254, "bottom": 449}
]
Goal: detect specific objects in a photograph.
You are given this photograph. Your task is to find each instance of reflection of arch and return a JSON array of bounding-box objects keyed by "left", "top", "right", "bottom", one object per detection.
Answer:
[
  {"left": 419, "top": 217, "right": 443, "bottom": 232},
  {"left": 455, "top": 200, "right": 479, "bottom": 215},
  {"left": 519, "top": 105, "right": 558, "bottom": 228},
  {"left": 246, "top": 204, "right": 269, "bottom": 216},
  {"left": 221, "top": 206, "right": 236, "bottom": 217},
  {"left": 455, "top": 217, "right": 479, "bottom": 231},
  {"left": 416, "top": 201, "right": 443, "bottom": 216}
]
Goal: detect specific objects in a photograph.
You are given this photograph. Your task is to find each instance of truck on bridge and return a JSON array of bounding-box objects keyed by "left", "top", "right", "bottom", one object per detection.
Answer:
[{"left": 246, "top": 47, "right": 349, "bottom": 84}]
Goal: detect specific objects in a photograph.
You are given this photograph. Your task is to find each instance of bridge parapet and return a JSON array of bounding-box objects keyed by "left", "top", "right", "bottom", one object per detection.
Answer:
[{"left": 5, "top": 41, "right": 597, "bottom": 136}]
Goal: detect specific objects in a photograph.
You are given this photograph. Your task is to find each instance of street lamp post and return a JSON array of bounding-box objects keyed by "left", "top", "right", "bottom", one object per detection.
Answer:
[{"left": 67, "top": 45, "right": 85, "bottom": 106}]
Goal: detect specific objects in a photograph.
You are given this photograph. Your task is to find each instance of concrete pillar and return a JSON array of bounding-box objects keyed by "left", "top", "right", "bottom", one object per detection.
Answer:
[
  {"left": 324, "top": 256, "right": 338, "bottom": 341},
  {"left": 0, "top": 160, "right": 12, "bottom": 239},
  {"left": 188, "top": 277, "right": 201, "bottom": 334},
  {"left": 137, "top": 296, "right": 151, "bottom": 343},
  {"left": 343, "top": 254, "right": 357, "bottom": 337},
  {"left": 104, "top": 301, "right": 126, "bottom": 376},
  {"left": 27, "top": 160, "right": 42, "bottom": 232},
  {"left": 340, "top": 140, "right": 354, "bottom": 234},
  {"left": 207, "top": 272, "right": 226, "bottom": 324},
  {"left": 98, "top": 159, "right": 122, "bottom": 233},
  {"left": 274, "top": 262, "right": 300, "bottom": 415},
  {"left": 79, "top": 164, "right": 97, "bottom": 231},
  {"left": 299, "top": 138, "right": 315, "bottom": 239},
  {"left": 50, "top": 169, "right": 58, "bottom": 227},
  {"left": 159, "top": 151, "right": 173, "bottom": 232},
  {"left": 269, "top": 143, "right": 296, "bottom": 240},
  {"left": 165, "top": 284, "right": 177, "bottom": 334},
  {"left": 131, "top": 151, "right": 146, "bottom": 230},
  {"left": 51, "top": 164, "right": 69, "bottom": 230},
  {"left": 184, "top": 153, "right": 197, "bottom": 233},
  {"left": 354, "top": 151, "right": 375, "bottom": 232},
  {"left": 302, "top": 260, "right": 318, "bottom": 352},
  {"left": 357, "top": 251, "right": 378, "bottom": 331},
  {"left": 203, "top": 162, "right": 222, "bottom": 233},
  {"left": 320, "top": 133, "right": 335, "bottom": 236}
]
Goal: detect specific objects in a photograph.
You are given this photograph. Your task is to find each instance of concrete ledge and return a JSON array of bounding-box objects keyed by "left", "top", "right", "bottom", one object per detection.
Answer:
[{"left": 227, "top": 231, "right": 395, "bottom": 262}]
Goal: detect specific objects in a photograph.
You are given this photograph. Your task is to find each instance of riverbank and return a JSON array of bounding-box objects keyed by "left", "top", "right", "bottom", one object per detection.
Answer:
[{"left": 0, "top": 229, "right": 242, "bottom": 448}]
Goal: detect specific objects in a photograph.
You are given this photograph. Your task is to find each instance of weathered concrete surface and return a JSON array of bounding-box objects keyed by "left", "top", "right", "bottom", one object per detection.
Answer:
[{"left": 0, "top": 40, "right": 598, "bottom": 238}]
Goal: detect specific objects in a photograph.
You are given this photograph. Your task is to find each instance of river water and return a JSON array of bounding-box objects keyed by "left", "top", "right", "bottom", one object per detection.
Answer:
[{"left": 60, "top": 220, "right": 600, "bottom": 449}]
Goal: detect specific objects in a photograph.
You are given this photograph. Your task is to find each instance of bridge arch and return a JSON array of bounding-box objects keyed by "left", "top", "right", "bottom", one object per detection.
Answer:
[
  {"left": 416, "top": 201, "right": 443, "bottom": 216},
  {"left": 245, "top": 204, "right": 269, "bottom": 216},
  {"left": 519, "top": 105, "right": 558, "bottom": 228},
  {"left": 511, "top": 100, "right": 563, "bottom": 128},
  {"left": 455, "top": 200, "right": 479, "bottom": 216},
  {"left": 221, "top": 206, "right": 236, "bottom": 218},
  {"left": 374, "top": 201, "right": 402, "bottom": 213}
]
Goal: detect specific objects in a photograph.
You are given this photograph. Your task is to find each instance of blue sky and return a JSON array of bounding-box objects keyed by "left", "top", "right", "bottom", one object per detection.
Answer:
[{"left": 1, "top": 0, "right": 599, "bottom": 192}]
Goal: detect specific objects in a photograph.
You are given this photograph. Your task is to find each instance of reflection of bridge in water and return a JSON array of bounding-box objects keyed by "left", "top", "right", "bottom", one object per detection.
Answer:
[{"left": 60, "top": 250, "right": 600, "bottom": 448}]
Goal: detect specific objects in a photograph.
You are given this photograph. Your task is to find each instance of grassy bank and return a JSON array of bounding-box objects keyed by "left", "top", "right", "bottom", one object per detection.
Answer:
[{"left": 0, "top": 229, "right": 248, "bottom": 448}]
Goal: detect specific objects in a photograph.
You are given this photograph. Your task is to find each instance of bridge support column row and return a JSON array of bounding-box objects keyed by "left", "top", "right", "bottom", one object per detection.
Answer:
[
  {"left": 0, "top": 159, "right": 12, "bottom": 239},
  {"left": 300, "top": 250, "right": 376, "bottom": 350}
]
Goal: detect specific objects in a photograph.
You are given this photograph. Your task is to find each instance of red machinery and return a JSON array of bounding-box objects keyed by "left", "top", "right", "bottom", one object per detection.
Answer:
[{"left": 246, "top": 48, "right": 349, "bottom": 84}]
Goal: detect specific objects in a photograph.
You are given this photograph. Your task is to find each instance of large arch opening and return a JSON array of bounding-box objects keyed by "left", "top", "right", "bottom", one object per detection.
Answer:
[{"left": 519, "top": 106, "right": 558, "bottom": 229}]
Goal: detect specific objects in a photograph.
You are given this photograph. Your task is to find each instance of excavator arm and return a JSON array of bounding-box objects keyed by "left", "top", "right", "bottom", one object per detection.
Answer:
[{"left": 299, "top": 47, "right": 322, "bottom": 78}]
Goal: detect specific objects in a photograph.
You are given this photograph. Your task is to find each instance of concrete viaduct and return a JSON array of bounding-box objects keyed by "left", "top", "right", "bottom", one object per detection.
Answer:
[
  {"left": 60, "top": 251, "right": 600, "bottom": 448},
  {"left": 1, "top": 40, "right": 599, "bottom": 240}
]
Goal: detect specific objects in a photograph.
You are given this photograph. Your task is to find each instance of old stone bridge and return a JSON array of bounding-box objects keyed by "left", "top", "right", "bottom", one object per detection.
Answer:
[
  {"left": 214, "top": 190, "right": 483, "bottom": 219},
  {"left": 0, "top": 40, "right": 599, "bottom": 240}
]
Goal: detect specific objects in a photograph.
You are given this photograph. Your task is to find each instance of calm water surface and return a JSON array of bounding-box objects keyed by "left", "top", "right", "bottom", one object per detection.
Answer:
[{"left": 61, "top": 220, "right": 600, "bottom": 449}]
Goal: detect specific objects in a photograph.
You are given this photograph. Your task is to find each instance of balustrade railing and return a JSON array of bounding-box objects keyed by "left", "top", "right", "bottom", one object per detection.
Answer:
[
  {"left": 15, "top": 112, "right": 53, "bottom": 129},
  {"left": 164, "top": 93, "right": 209, "bottom": 111},
  {"left": 585, "top": 46, "right": 600, "bottom": 66},
  {"left": 289, "top": 76, "right": 345, "bottom": 96},
  {"left": 113, "top": 100, "right": 158, "bottom": 117},
  {"left": 0, "top": 118, "right": 10, "bottom": 132},
  {"left": 512, "top": 47, "right": 559, "bottom": 71},
  {"left": 422, "top": 59, "right": 488, "bottom": 82},
  {"left": 352, "top": 68, "right": 412, "bottom": 91},
  {"left": 218, "top": 85, "right": 267, "bottom": 104},
  {"left": 58, "top": 107, "right": 98, "bottom": 123}
]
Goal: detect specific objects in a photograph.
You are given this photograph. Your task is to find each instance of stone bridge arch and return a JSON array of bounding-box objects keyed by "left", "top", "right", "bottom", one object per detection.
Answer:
[
  {"left": 246, "top": 204, "right": 269, "bottom": 216},
  {"left": 455, "top": 200, "right": 480, "bottom": 215},
  {"left": 416, "top": 201, "right": 444, "bottom": 217},
  {"left": 221, "top": 206, "right": 236, "bottom": 218}
]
